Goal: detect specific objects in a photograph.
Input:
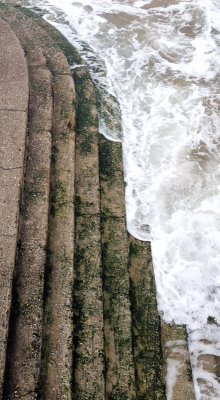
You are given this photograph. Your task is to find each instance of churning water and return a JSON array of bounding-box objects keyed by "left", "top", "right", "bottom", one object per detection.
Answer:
[{"left": 25, "top": 0, "right": 220, "bottom": 397}]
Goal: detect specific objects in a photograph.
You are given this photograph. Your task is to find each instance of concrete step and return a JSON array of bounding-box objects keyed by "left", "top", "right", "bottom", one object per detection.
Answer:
[
  {"left": 72, "top": 66, "right": 105, "bottom": 399},
  {"left": 99, "top": 137, "right": 136, "bottom": 399},
  {"left": 129, "top": 236, "right": 166, "bottom": 399},
  {"left": 40, "top": 72, "right": 75, "bottom": 400},
  {"left": 189, "top": 321, "right": 220, "bottom": 399},
  {"left": 0, "top": 16, "right": 28, "bottom": 397},
  {"left": 161, "top": 322, "right": 195, "bottom": 400}
]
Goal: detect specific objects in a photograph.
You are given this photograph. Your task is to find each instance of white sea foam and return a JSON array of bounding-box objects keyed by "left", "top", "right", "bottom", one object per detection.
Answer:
[
  {"left": 26, "top": 0, "right": 220, "bottom": 397},
  {"left": 166, "top": 357, "right": 183, "bottom": 400},
  {"left": 188, "top": 324, "right": 220, "bottom": 399}
]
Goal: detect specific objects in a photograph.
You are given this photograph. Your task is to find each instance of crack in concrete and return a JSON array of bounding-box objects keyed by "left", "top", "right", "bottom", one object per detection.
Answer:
[
  {"left": 0, "top": 108, "right": 26, "bottom": 112},
  {"left": 0, "top": 165, "right": 21, "bottom": 171}
]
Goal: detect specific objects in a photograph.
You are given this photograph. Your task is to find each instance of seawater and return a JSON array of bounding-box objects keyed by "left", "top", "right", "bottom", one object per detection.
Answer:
[{"left": 25, "top": 0, "right": 220, "bottom": 397}]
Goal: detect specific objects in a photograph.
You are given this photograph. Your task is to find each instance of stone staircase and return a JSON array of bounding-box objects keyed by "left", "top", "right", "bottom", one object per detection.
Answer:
[{"left": 0, "top": 3, "right": 196, "bottom": 399}]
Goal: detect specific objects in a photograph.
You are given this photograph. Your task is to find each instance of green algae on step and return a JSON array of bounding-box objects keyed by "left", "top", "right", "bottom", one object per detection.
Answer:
[
  {"left": 99, "top": 138, "right": 136, "bottom": 399},
  {"left": 20, "top": 6, "right": 122, "bottom": 141},
  {"left": 129, "top": 236, "right": 166, "bottom": 400},
  {"left": 40, "top": 74, "right": 75, "bottom": 400},
  {"left": 25, "top": 15, "right": 105, "bottom": 396},
  {"left": 73, "top": 65, "right": 105, "bottom": 400},
  {"left": 73, "top": 67, "right": 101, "bottom": 214},
  {"left": 19, "top": 6, "right": 84, "bottom": 67},
  {"left": 99, "top": 136, "right": 126, "bottom": 218},
  {"left": 73, "top": 215, "right": 105, "bottom": 400}
]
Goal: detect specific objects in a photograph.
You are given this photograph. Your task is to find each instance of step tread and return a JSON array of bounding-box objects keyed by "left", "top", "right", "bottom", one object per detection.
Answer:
[{"left": 161, "top": 322, "right": 195, "bottom": 400}]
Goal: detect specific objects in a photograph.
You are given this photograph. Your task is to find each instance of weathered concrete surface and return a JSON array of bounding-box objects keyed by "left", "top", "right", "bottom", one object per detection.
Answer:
[
  {"left": 0, "top": 7, "right": 77, "bottom": 399},
  {"left": 0, "top": 17, "right": 28, "bottom": 111},
  {"left": 0, "top": 16, "right": 28, "bottom": 396},
  {"left": 74, "top": 67, "right": 101, "bottom": 216},
  {"left": 99, "top": 138, "right": 136, "bottom": 399},
  {"left": 101, "top": 217, "right": 136, "bottom": 399},
  {"left": 0, "top": 111, "right": 27, "bottom": 236},
  {"left": 129, "top": 236, "right": 166, "bottom": 400},
  {"left": 19, "top": 6, "right": 83, "bottom": 67},
  {"left": 2, "top": 41, "right": 53, "bottom": 399},
  {"left": 0, "top": 3, "right": 71, "bottom": 77},
  {"left": 73, "top": 66, "right": 105, "bottom": 400},
  {"left": 161, "top": 323, "right": 195, "bottom": 400},
  {"left": 40, "top": 74, "right": 75, "bottom": 400},
  {"left": 99, "top": 136, "right": 125, "bottom": 218},
  {"left": 74, "top": 215, "right": 105, "bottom": 400}
]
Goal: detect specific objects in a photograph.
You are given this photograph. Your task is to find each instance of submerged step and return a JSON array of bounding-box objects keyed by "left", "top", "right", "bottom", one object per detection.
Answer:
[
  {"left": 189, "top": 321, "right": 220, "bottom": 399},
  {"left": 0, "top": 16, "right": 28, "bottom": 396},
  {"left": 161, "top": 322, "right": 195, "bottom": 400}
]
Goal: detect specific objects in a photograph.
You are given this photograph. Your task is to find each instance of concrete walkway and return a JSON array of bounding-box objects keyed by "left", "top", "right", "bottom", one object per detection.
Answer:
[{"left": 0, "top": 16, "right": 28, "bottom": 397}]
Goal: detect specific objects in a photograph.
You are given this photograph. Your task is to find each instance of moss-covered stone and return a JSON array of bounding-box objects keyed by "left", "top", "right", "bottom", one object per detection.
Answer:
[
  {"left": 96, "top": 86, "right": 122, "bottom": 141},
  {"left": 101, "top": 217, "right": 136, "bottom": 400},
  {"left": 73, "top": 215, "right": 105, "bottom": 400},
  {"left": 73, "top": 67, "right": 101, "bottom": 216},
  {"left": 20, "top": 6, "right": 84, "bottom": 66},
  {"left": 39, "top": 69, "right": 75, "bottom": 400},
  {"left": 99, "top": 135, "right": 126, "bottom": 218},
  {"left": 129, "top": 236, "right": 166, "bottom": 400}
]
